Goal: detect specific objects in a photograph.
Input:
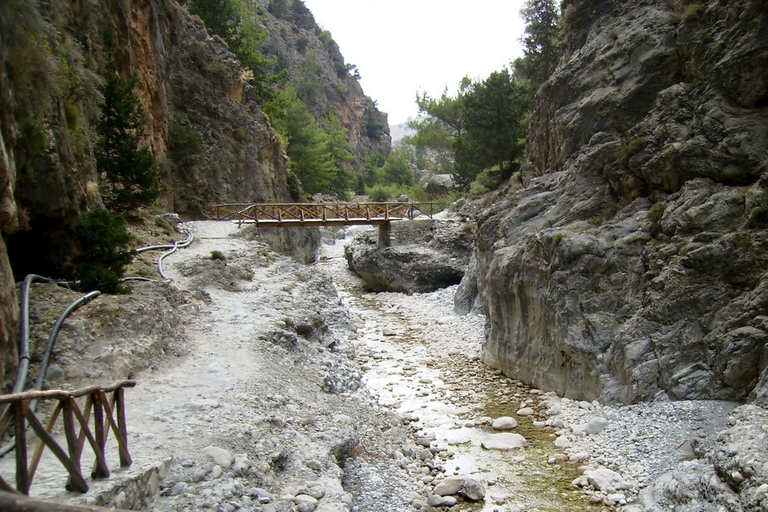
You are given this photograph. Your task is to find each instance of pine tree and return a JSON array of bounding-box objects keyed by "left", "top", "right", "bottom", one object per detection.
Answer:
[
  {"left": 517, "top": 0, "right": 561, "bottom": 86},
  {"left": 74, "top": 209, "right": 133, "bottom": 293},
  {"left": 96, "top": 71, "right": 158, "bottom": 212}
]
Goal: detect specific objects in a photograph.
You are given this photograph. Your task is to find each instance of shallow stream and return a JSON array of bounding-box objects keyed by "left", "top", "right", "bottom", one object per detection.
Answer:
[{"left": 318, "top": 237, "right": 597, "bottom": 512}]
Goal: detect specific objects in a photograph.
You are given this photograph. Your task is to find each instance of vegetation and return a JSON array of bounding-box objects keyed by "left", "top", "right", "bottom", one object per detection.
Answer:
[
  {"left": 188, "top": 0, "right": 281, "bottom": 101},
  {"left": 649, "top": 203, "right": 666, "bottom": 238},
  {"left": 404, "top": 0, "right": 560, "bottom": 194},
  {"left": 96, "top": 70, "right": 159, "bottom": 212},
  {"left": 514, "top": 0, "right": 561, "bottom": 87},
  {"left": 74, "top": 209, "right": 134, "bottom": 293}
]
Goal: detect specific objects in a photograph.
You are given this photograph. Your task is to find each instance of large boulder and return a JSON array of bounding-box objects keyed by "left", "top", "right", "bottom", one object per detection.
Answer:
[
  {"left": 344, "top": 219, "right": 472, "bottom": 294},
  {"left": 424, "top": 174, "right": 454, "bottom": 197},
  {"left": 474, "top": 0, "right": 768, "bottom": 404}
]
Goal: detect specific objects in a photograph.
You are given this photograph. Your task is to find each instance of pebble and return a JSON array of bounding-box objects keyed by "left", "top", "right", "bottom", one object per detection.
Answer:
[
  {"left": 517, "top": 407, "right": 535, "bottom": 416},
  {"left": 492, "top": 416, "right": 518, "bottom": 430},
  {"left": 480, "top": 433, "right": 527, "bottom": 450}
]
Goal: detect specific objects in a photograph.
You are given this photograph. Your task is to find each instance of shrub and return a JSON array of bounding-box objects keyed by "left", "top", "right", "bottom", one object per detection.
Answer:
[
  {"left": 74, "top": 209, "right": 133, "bottom": 293},
  {"left": 210, "top": 250, "right": 227, "bottom": 261},
  {"left": 648, "top": 203, "right": 666, "bottom": 237}
]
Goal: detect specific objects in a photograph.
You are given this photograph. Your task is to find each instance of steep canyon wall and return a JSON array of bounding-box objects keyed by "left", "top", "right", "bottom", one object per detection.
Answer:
[
  {"left": 474, "top": 0, "right": 768, "bottom": 405},
  {"left": 0, "top": 0, "right": 386, "bottom": 387}
]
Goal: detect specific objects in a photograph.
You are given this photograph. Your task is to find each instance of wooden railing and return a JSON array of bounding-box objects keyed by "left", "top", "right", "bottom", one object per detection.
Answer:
[
  {"left": 212, "top": 202, "right": 436, "bottom": 228},
  {"left": 0, "top": 381, "right": 135, "bottom": 495},
  {"left": 0, "top": 490, "right": 123, "bottom": 510}
]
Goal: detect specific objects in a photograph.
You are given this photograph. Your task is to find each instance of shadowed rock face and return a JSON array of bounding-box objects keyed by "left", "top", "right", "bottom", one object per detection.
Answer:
[
  {"left": 473, "top": 0, "right": 768, "bottom": 404},
  {"left": 345, "top": 220, "right": 473, "bottom": 294}
]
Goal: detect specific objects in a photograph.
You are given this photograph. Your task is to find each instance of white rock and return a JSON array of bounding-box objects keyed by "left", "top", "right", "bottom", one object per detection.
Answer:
[
  {"left": 569, "top": 451, "right": 590, "bottom": 462},
  {"left": 517, "top": 407, "right": 535, "bottom": 416},
  {"left": 585, "top": 467, "right": 630, "bottom": 491},
  {"left": 554, "top": 435, "right": 571, "bottom": 448},
  {"left": 201, "top": 446, "right": 233, "bottom": 469},
  {"left": 480, "top": 433, "right": 527, "bottom": 450},
  {"left": 585, "top": 417, "right": 609, "bottom": 434},
  {"left": 295, "top": 494, "right": 318, "bottom": 512},
  {"left": 492, "top": 416, "right": 518, "bottom": 430}
]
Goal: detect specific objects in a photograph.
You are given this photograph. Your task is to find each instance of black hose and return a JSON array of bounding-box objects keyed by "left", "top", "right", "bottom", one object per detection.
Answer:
[
  {"left": 30, "top": 290, "right": 101, "bottom": 410},
  {"left": 16, "top": 275, "right": 55, "bottom": 394}
]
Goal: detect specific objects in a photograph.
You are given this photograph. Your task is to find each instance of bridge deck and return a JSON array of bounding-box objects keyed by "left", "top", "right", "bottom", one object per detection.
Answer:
[{"left": 213, "top": 202, "right": 436, "bottom": 228}]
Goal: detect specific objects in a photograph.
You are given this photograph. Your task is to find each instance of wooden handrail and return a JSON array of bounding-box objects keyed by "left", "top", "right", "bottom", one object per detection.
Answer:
[
  {"left": 0, "top": 490, "right": 124, "bottom": 510},
  {"left": 0, "top": 381, "right": 135, "bottom": 495},
  {"left": 212, "top": 202, "right": 436, "bottom": 227}
]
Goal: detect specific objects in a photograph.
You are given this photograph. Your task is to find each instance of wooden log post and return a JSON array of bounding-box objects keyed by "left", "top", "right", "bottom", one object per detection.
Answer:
[{"left": 0, "top": 490, "right": 125, "bottom": 511}]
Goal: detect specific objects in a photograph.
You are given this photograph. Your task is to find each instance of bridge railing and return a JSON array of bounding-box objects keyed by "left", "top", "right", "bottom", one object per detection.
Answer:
[
  {"left": 212, "top": 202, "right": 436, "bottom": 227},
  {"left": 0, "top": 380, "right": 135, "bottom": 495}
]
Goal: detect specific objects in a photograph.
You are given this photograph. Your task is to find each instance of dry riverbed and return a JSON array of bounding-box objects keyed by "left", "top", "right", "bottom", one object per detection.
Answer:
[{"left": 0, "top": 219, "right": 741, "bottom": 511}]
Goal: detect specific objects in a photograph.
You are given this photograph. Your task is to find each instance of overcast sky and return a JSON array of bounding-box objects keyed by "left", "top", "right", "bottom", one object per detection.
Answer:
[{"left": 302, "top": 0, "right": 528, "bottom": 126}]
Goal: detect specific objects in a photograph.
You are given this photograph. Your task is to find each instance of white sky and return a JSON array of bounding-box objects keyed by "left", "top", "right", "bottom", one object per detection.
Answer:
[{"left": 302, "top": 0, "right": 528, "bottom": 125}]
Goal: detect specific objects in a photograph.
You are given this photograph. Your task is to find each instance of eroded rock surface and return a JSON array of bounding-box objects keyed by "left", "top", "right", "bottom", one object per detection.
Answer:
[
  {"left": 345, "top": 220, "right": 472, "bottom": 294},
  {"left": 475, "top": 0, "right": 768, "bottom": 404}
]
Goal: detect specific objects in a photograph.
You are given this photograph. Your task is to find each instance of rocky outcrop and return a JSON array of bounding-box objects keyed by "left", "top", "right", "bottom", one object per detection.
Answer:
[
  {"left": 257, "top": 0, "right": 391, "bottom": 169},
  {"left": 345, "top": 220, "right": 472, "bottom": 294},
  {"left": 475, "top": 0, "right": 768, "bottom": 404}
]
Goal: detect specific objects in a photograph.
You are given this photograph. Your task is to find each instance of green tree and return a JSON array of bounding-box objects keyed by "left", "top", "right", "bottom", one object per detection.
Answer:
[
  {"left": 380, "top": 148, "right": 414, "bottom": 187},
  {"left": 188, "top": 0, "right": 281, "bottom": 101},
  {"left": 281, "top": 89, "right": 335, "bottom": 196},
  {"left": 456, "top": 69, "right": 530, "bottom": 188},
  {"left": 515, "top": 0, "right": 561, "bottom": 87},
  {"left": 96, "top": 71, "right": 158, "bottom": 212},
  {"left": 296, "top": 51, "right": 322, "bottom": 103},
  {"left": 324, "top": 112, "right": 354, "bottom": 198},
  {"left": 74, "top": 209, "right": 133, "bottom": 293},
  {"left": 407, "top": 79, "right": 471, "bottom": 173}
]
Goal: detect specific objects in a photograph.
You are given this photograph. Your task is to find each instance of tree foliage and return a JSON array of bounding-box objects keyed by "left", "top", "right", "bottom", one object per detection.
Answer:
[
  {"left": 456, "top": 69, "right": 531, "bottom": 188},
  {"left": 74, "top": 209, "right": 133, "bottom": 293},
  {"left": 96, "top": 71, "right": 158, "bottom": 212},
  {"left": 188, "top": 0, "right": 280, "bottom": 101},
  {"left": 380, "top": 148, "right": 414, "bottom": 187},
  {"left": 515, "top": 0, "right": 561, "bottom": 87}
]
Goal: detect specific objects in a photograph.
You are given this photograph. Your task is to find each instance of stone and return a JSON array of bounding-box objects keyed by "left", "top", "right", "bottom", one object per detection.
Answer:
[
  {"left": 424, "top": 174, "right": 454, "bottom": 197},
  {"left": 517, "top": 407, "right": 535, "bottom": 416},
  {"left": 474, "top": 0, "right": 768, "bottom": 406},
  {"left": 294, "top": 495, "right": 318, "bottom": 512},
  {"left": 585, "top": 467, "right": 630, "bottom": 492},
  {"left": 480, "top": 433, "right": 527, "bottom": 450},
  {"left": 45, "top": 364, "right": 64, "bottom": 382},
  {"left": 554, "top": 436, "right": 571, "bottom": 448},
  {"left": 344, "top": 220, "right": 472, "bottom": 294},
  {"left": 432, "top": 476, "right": 485, "bottom": 502},
  {"left": 492, "top": 416, "right": 518, "bottom": 430},
  {"left": 585, "top": 417, "right": 609, "bottom": 435},
  {"left": 202, "top": 446, "right": 234, "bottom": 469}
]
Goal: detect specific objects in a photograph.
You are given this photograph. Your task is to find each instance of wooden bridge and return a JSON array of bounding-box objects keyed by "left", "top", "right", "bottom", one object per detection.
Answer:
[{"left": 212, "top": 202, "right": 436, "bottom": 228}]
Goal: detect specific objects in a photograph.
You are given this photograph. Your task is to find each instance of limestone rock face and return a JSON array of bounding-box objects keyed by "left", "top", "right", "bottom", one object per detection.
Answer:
[
  {"left": 345, "top": 220, "right": 472, "bottom": 294},
  {"left": 475, "top": 0, "right": 768, "bottom": 403}
]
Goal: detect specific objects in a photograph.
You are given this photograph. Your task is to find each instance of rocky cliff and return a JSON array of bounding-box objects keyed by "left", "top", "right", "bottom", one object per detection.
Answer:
[
  {"left": 0, "top": 0, "right": 385, "bottom": 388},
  {"left": 256, "top": 0, "right": 391, "bottom": 169},
  {"left": 471, "top": 0, "right": 768, "bottom": 405}
]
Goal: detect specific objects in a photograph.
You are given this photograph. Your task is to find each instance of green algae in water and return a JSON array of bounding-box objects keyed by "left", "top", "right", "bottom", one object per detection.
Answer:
[{"left": 474, "top": 390, "right": 602, "bottom": 511}]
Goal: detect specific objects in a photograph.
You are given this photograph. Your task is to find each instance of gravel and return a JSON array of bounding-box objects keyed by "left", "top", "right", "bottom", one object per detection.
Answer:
[{"left": 9, "top": 219, "right": 749, "bottom": 512}]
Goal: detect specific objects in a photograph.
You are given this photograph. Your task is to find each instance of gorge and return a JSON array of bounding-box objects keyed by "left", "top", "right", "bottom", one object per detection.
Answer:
[{"left": 0, "top": 0, "right": 767, "bottom": 511}]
